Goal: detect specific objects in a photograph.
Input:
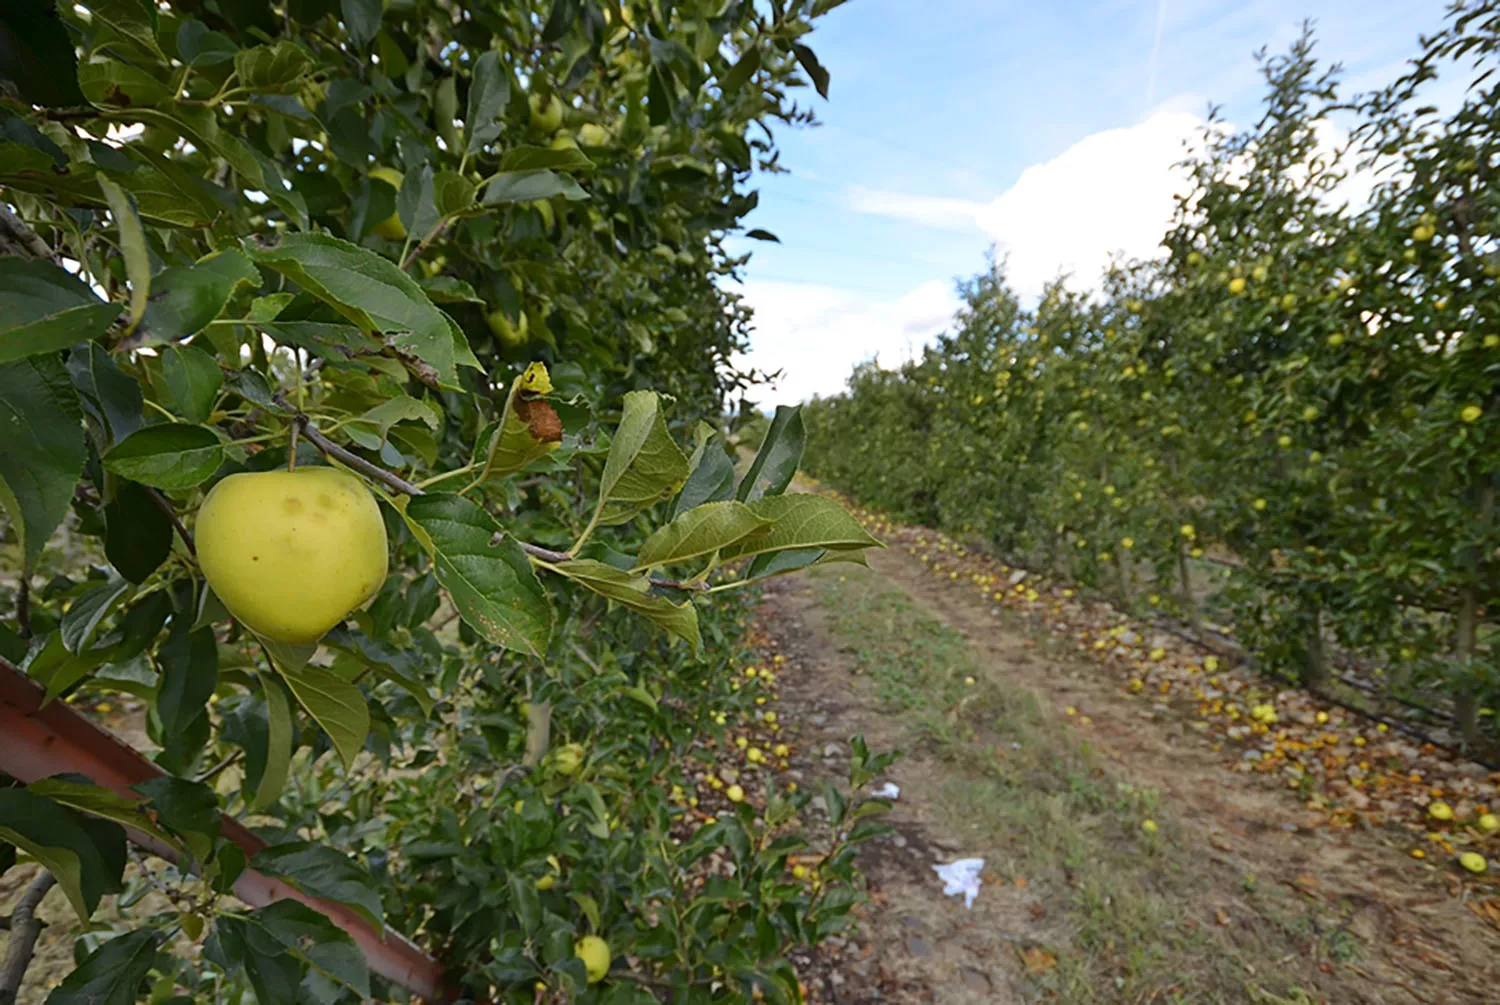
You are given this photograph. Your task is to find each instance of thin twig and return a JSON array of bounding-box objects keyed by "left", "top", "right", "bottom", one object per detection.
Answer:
[
  {"left": 400, "top": 219, "right": 451, "bottom": 273},
  {"left": 0, "top": 871, "right": 57, "bottom": 1005},
  {"left": 193, "top": 750, "right": 243, "bottom": 784},
  {"left": 146, "top": 487, "right": 196, "bottom": 557},
  {"left": 295, "top": 416, "right": 427, "bottom": 496}
]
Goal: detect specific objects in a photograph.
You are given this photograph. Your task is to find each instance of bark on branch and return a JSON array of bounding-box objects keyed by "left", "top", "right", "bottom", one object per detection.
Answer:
[{"left": 0, "top": 871, "right": 57, "bottom": 1005}]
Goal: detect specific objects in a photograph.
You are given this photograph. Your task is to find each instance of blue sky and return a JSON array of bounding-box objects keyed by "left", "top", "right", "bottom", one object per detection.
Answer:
[{"left": 726, "top": 0, "right": 1452, "bottom": 406}]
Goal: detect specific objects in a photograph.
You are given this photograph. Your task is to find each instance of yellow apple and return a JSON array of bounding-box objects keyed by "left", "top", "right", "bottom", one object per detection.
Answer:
[
  {"left": 529, "top": 93, "right": 564, "bottom": 133},
  {"left": 574, "top": 935, "right": 610, "bottom": 983},
  {"left": 369, "top": 166, "right": 406, "bottom": 240},
  {"left": 196, "top": 468, "right": 388, "bottom": 644},
  {"left": 578, "top": 122, "right": 610, "bottom": 147}
]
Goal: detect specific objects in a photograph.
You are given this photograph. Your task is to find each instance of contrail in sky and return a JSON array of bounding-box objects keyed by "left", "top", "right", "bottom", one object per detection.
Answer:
[{"left": 1145, "top": 0, "right": 1168, "bottom": 111}]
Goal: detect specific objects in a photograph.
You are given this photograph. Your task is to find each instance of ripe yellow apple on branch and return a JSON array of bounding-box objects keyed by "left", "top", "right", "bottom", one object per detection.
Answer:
[{"left": 195, "top": 468, "right": 389, "bottom": 644}]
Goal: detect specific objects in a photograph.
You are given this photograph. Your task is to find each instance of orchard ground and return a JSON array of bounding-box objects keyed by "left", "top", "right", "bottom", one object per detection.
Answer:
[
  {"left": 7, "top": 492, "right": 1500, "bottom": 1003},
  {"left": 770, "top": 501, "right": 1500, "bottom": 1002}
]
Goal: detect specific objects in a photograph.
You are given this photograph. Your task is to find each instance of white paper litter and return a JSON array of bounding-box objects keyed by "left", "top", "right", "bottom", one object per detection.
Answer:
[
  {"left": 932, "top": 857, "right": 985, "bottom": 909},
  {"left": 872, "top": 782, "right": 900, "bottom": 800}
]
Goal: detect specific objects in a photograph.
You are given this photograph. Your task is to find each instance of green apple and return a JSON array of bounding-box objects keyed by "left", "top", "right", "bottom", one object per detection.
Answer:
[
  {"left": 486, "top": 308, "right": 529, "bottom": 349},
  {"left": 529, "top": 93, "right": 564, "bottom": 133},
  {"left": 578, "top": 122, "right": 610, "bottom": 147}
]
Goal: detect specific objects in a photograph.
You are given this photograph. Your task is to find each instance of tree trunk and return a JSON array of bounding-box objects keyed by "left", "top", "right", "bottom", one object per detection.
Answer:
[{"left": 1300, "top": 604, "right": 1329, "bottom": 688}]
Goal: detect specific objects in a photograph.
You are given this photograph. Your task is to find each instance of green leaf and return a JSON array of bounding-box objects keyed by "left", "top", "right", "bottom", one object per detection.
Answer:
[
  {"left": 433, "top": 169, "right": 477, "bottom": 218},
  {"left": 499, "top": 145, "right": 595, "bottom": 173},
  {"left": 737, "top": 405, "right": 805, "bottom": 502},
  {"left": 0, "top": 354, "right": 85, "bottom": 566},
  {"left": 792, "top": 42, "right": 830, "bottom": 99},
  {"left": 405, "top": 493, "right": 552, "bottom": 656},
  {"left": 103, "top": 423, "right": 224, "bottom": 490},
  {"left": 78, "top": 55, "right": 172, "bottom": 106},
  {"left": 418, "top": 274, "right": 482, "bottom": 304},
  {"left": 176, "top": 19, "right": 238, "bottom": 66},
  {"left": 156, "top": 619, "right": 218, "bottom": 737},
  {"left": 105, "top": 480, "right": 174, "bottom": 583},
  {"left": 719, "top": 494, "right": 881, "bottom": 562},
  {"left": 636, "top": 501, "right": 770, "bottom": 570},
  {"left": 673, "top": 432, "right": 736, "bottom": 517},
  {"left": 249, "top": 671, "right": 294, "bottom": 812},
  {"left": 0, "top": 788, "right": 124, "bottom": 921},
  {"left": 27, "top": 777, "right": 176, "bottom": 851},
  {"left": 594, "top": 390, "right": 690, "bottom": 527},
  {"left": 139, "top": 250, "right": 261, "bottom": 345},
  {"left": 96, "top": 173, "right": 150, "bottom": 333},
  {"left": 482, "top": 170, "right": 589, "bottom": 204},
  {"left": 251, "top": 840, "right": 384, "bottom": 929},
  {"left": 465, "top": 49, "right": 510, "bottom": 153},
  {"left": 0, "top": 0, "right": 86, "bottom": 106},
  {"left": 353, "top": 394, "right": 440, "bottom": 442},
  {"left": 341, "top": 0, "right": 383, "bottom": 49},
  {"left": 82, "top": 0, "right": 164, "bottom": 58},
  {"left": 27, "top": 631, "right": 114, "bottom": 702},
  {"left": 161, "top": 344, "right": 224, "bottom": 423},
  {"left": 744, "top": 546, "right": 824, "bottom": 581},
  {"left": 278, "top": 664, "right": 369, "bottom": 770},
  {"left": 242, "top": 900, "right": 371, "bottom": 998},
  {"left": 397, "top": 163, "right": 440, "bottom": 238},
  {"left": 721, "top": 46, "right": 761, "bottom": 95},
  {"left": 249, "top": 233, "right": 459, "bottom": 386},
  {"left": 233, "top": 40, "right": 312, "bottom": 93},
  {"left": 45, "top": 929, "right": 163, "bottom": 1005},
  {"left": 0, "top": 258, "right": 122, "bottom": 363},
  {"left": 549, "top": 559, "right": 700, "bottom": 652},
  {"left": 67, "top": 342, "right": 141, "bottom": 447},
  {"left": 61, "top": 576, "right": 132, "bottom": 653},
  {"left": 132, "top": 776, "right": 220, "bottom": 839}
]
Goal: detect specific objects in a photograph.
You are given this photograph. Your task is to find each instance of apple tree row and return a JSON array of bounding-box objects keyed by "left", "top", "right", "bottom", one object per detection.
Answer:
[{"left": 805, "top": 11, "right": 1500, "bottom": 750}]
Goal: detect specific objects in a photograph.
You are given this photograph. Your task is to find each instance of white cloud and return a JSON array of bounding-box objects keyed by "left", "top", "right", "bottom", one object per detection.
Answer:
[
  {"left": 845, "top": 187, "right": 983, "bottom": 231},
  {"left": 729, "top": 278, "right": 957, "bottom": 408},
  {"left": 850, "top": 107, "right": 1212, "bottom": 299}
]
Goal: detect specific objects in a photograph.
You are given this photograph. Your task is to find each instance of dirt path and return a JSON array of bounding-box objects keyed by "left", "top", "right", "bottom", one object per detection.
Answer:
[
  {"left": 768, "top": 578, "right": 1030, "bottom": 1003},
  {"left": 765, "top": 544, "right": 1500, "bottom": 1004}
]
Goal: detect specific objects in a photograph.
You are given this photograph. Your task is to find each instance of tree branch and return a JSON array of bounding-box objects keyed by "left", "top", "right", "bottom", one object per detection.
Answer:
[
  {"left": 0, "top": 871, "right": 57, "bottom": 1005},
  {"left": 295, "top": 416, "right": 427, "bottom": 497},
  {"left": 0, "top": 204, "right": 55, "bottom": 262}
]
